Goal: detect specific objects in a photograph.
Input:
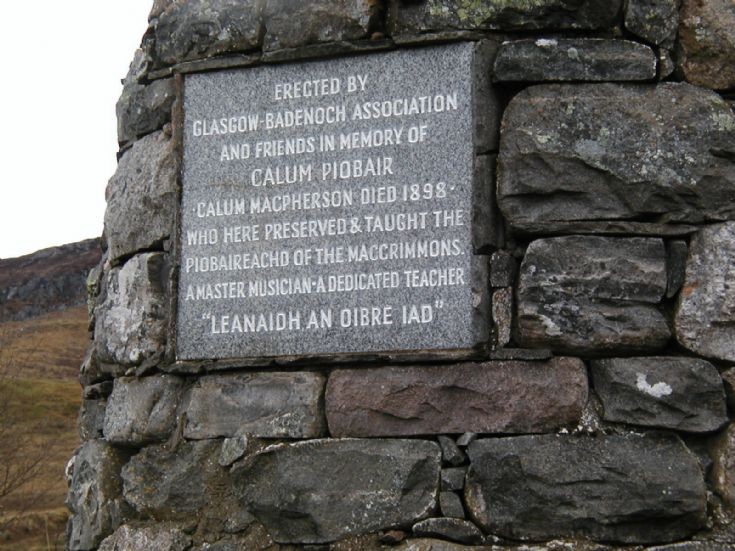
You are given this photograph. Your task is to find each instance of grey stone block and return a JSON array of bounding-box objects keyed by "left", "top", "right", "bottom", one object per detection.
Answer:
[
  {"left": 66, "top": 441, "right": 131, "bottom": 551},
  {"left": 235, "top": 438, "right": 440, "bottom": 543},
  {"left": 465, "top": 433, "right": 706, "bottom": 543},
  {"left": 117, "top": 78, "right": 176, "bottom": 146},
  {"left": 183, "top": 372, "right": 326, "bottom": 439},
  {"left": 625, "top": 0, "right": 679, "bottom": 46},
  {"left": 517, "top": 236, "right": 670, "bottom": 355},
  {"left": 497, "top": 83, "right": 735, "bottom": 234},
  {"left": 103, "top": 375, "right": 185, "bottom": 446},
  {"left": 263, "top": 0, "right": 380, "bottom": 51},
  {"left": 390, "top": 0, "right": 622, "bottom": 34},
  {"left": 439, "top": 491, "right": 465, "bottom": 519},
  {"left": 95, "top": 253, "right": 169, "bottom": 368},
  {"left": 105, "top": 131, "right": 178, "bottom": 263},
  {"left": 412, "top": 518, "right": 483, "bottom": 545},
  {"left": 675, "top": 223, "right": 735, "bottom": 362},
  {"left": 493, "top": 38, "right": 656, "bottom": 82},
  {"left": 591, "top": 357, "right": 728, "bottom": 433},
  {"left": 153, "top": 0, "right": 264, "bottom": 68},
  {"left": 98, "top": 525, "right": 192, "bottom": 551}
]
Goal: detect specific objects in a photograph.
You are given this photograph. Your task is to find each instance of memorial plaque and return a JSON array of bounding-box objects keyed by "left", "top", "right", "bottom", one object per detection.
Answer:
[{"left": 177, "top": 43, "right": 490, "bottom": 360}]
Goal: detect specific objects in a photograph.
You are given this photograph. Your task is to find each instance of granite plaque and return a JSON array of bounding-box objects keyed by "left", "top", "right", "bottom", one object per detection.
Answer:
[{"left": 177, "top": 43, "right": 490, "bottom": 360}]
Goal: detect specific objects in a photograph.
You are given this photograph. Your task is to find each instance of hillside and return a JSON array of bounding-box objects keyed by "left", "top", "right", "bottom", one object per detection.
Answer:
[
  {"left": 0, "top": 239, "right": 102, "bottom": 322},
  {"left": 0, "top": 240, "right": 99, "bottom": 549}
]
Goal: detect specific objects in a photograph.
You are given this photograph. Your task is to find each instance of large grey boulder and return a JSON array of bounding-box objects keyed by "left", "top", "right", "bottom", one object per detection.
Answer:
[
  {"left": 516, "top": 236, "right": 670, "bottom": 355},
  {"left": 390, "top": 0, "right": 621, "bottom": 34},
  {"left": 105, "top": 132, "right": 177, "bottom": 263},
  {"left": 122, "top": 440, "right": 251, "bottom": 531},
  {"left": 493, "top": 39, "right": 656, "bottom": 82},
  {"left": 263, "top": 0, "right": 380, "bottom": 51},
  {"left": 590, "top": 357, "right": 728, "bottom": 432},
  {"left": 675, "top": 223, "right": 735, "bottom": 362},
  {"left": 66, "top": 441, "right": 131, "bottom": 551},
  {"left": 624, "top": 0, "right": 679, "bottom": 46},
  {"left": 103, "top": 375, "right": 185, "bottom": 446},
  {"left": 184, "top": 372, "right": 326, "bottom": 439},
  {"left": 95, "top": 253, "right": 169, "bottom": 368},
  {"left": 326, "top": 358, "right": 587, "bottom": 436},
  {"left": 116, "top": 78, "right": 176, "bottom": 146},
  {"left": 236, "top": 438, "right": 441, "bottom": 543},
  {"left": 98, "top": 524, "right": 192, "bottom": 551},
  {"left": 153, "top": 0, "right": 264, "bottom": 68},
  {"left": 679, "top": 0, "right": 735, "bottom": 90},
  {"left": 465, "top": 433, "right": 706, "bottom": 543},
  {"left": 497, "top": 83, "right": 735, "bottom": 234}
]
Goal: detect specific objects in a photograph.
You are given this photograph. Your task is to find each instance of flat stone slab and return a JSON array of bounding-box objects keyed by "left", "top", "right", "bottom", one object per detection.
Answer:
[
  {"left": 591, "top": 357, "right": 728, "bottom": 433},
  {"left": 675, "top": 223, "right": 735, "bottom": 362},
  {"left": 497, "top": 83, "right": 735, "bottom": 234},
  {"left": 178, "top": 42, "right": 498, "bottom": 360},
  {"left": 517, "top": 236, "right": 670, "bottom": 355},
  {"left": 326, "top": 358, "right": 587, "bottom": 437},
  {"left": 493, "top": 38, "right": 656, "bottom": 82},
  {"left": 390, "top": 0, "right": 621, "bottom": 33},
  {"left": 236, "top": 438, "right": 441, "bottom": 543},
  {"left": 183, "top": 371, "right": 326, "bottom": 439},
  {"left": 465, "top": 433, "right": 706, "bottom": 543}
]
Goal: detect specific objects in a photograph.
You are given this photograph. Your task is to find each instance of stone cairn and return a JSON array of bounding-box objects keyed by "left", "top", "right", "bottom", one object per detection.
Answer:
[{"left": 67, "top": 1, "right": 735, "bottom": 550}]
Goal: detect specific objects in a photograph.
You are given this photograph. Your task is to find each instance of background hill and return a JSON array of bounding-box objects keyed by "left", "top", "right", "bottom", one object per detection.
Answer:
[{"left": 0, "top": 240, "right": 101, "bottom": 550}]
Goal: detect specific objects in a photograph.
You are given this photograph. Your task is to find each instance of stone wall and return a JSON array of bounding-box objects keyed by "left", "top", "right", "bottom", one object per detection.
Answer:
[{"left": 68, "top": 1, "right": 735, "bottom": 550}]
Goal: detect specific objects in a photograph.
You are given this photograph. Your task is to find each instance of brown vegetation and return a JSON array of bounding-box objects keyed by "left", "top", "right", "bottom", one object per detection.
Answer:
[{"left": 0, "top": 307, "right": 85, "bottom": 550}]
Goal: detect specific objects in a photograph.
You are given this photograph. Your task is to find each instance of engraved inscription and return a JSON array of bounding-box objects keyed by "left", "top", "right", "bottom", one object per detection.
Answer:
[{"left": 177, "top": 43, "right": 483, "bottom": 359}]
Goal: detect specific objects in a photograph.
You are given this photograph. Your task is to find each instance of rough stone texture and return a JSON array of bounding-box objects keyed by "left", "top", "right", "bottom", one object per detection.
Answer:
[
  {"left": 412, "top": 518, "right": 483, "bottom": 545},
  {"left": 236, "top": 438, "right": 440, "bottom": 543},
  {"left": 94, "top": 253, "right": 168, "bottom": 368},
  {"left": 517, "top": 236, "right": 670, "bottom": 355},
  {"left": 78, "top": 399, "right": 107, "bottom": 441},
  {"left": 122, "top": 440, "right": 251, "bottom": 531},
  {"left": 624, "top": 0, "right": 679, "bottom": 45},
  {"left": 390, "top": 0, "right": 622, "bottom": 33},
  {"left": 439, "top": 491, "right": 465, "bottom": 518},
  {"left": 438, "top": 435, "right": 466, "bottom": 466},
  {"left": 105, "top": 131, "right": 177, "bottom": 263},
  {"left": 397, "top": 539, "right": 483, "bottom": 551},
  {"left": 489, "top": 250, "right": 516, "bottom": 287},
  {"left": 66, "top": 441, "right": 131, "bottom": 551},
  {"left": 116, "top": 78, "right": 175, "bottom": 146},
  {"left": 103, "top": 375, "right": 185, "bottom": 446},
  {"left": 679, "top": 0, "right": 735, "bottom": 90},
  {"left": 465, "top": 433, "right": 707, "bottom": 543},
  {"left": 441, "top": 468, "right": 466, "bottom": 492},
  {"left": 497, "top": 83, "right": 735, "bottom": 233},
  {"left": 675, "top": 223, "right": 735, "bottom": 362},
  {"left": 183, "top": 372, "right": 326, "bottom": 439},
  {"left": 492, "top": 287, "right": 512, "bottom": 347},
  {"left": 722, "top": 368, "right": 735, "bottom": 411},
  {"left": 263, "top": 0, "right": 379, "bottom": 51},
  {"left": 710, "top": 424, "right": 735, "bottom": 507},
  {"left": 219, "top": 435, "right": 249, "bottom": 467},
  {"left": 590, "top": 357, "right": 728, "bottom": 432},
  {"left": 493, "top": 39, "right": 656, "bottom": 82},
  {"left": 666, "top": 240, "right": 688, "bottom": 298},
  {"left": 326, "top": 358, "right": 587, "bottom": 436},
  {"left": 153, "top": 0, "right": 263, "bottom": 68},
  {"left": 98, "top": 524, "right": 192, "bottom": 551}
]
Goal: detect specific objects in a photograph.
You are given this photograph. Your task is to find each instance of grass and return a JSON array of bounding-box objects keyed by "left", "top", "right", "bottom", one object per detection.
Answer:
[{"left": 0, "top": 307, "right": 86, "bottom": 549}]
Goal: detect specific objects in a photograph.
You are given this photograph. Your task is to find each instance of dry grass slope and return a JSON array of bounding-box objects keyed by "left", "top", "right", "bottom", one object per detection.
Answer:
[{"left": 0, "top": 306, "right": 87, "bottom": 550}]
